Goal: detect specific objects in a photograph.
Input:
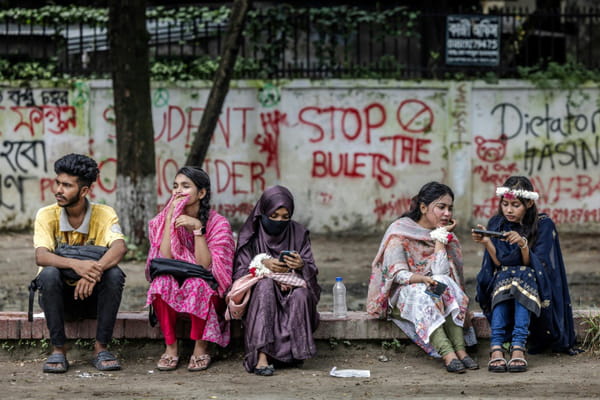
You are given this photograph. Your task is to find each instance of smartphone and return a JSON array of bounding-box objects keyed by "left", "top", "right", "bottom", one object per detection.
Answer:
[
  {"left": 425, "top": 281, "right": 448, "bottom": 298},
  {"left": 278, "top": 250, "right": 295, "bottom": 263},
  {"left": 472, "top": 228, "right": 506, "bottom": 238}
]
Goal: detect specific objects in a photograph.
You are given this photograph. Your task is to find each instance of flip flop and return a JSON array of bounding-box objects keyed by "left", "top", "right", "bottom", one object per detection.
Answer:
[
  {"left": 43, "top": 353, "right": 69, "bottom": 373},
  {"left": 188, "top": 354, "right": 211, "bottom": 372},
  {"left": 92, "top": 350, "right": 121, "bottom": 371},
  {"left": 157, "top": 354, "right": 179, "bottom": 371}
]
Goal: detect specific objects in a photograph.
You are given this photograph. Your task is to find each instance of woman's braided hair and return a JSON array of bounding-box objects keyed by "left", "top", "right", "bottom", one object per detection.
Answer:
[{"left": 177, "top": 166, "right": 211, "bottom": 227}]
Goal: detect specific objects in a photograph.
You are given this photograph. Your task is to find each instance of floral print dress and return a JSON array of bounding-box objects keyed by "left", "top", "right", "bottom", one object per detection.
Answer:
[{"left": 367, "top": 217, "right": 469, "bottom": 356}]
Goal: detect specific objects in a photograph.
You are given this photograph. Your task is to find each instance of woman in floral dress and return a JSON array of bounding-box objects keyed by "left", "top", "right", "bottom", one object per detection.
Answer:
[{"left": 367, "top": 181, "right": 477, "bottom": 373}]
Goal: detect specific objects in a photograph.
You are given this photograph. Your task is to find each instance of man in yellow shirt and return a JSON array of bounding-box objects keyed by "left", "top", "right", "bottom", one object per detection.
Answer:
[{"left": 33, "top": 153, "right": 127, "bottom": 373}]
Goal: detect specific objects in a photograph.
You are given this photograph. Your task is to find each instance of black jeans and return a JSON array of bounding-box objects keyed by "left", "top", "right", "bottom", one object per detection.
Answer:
[{"left": 37, "top": 266, "right": 125, "bottom": 347}]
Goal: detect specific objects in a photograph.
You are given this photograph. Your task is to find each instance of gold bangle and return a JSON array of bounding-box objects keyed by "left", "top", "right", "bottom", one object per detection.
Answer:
[{"left": 519, "top": 237, "right": 528, "bottom": 249}]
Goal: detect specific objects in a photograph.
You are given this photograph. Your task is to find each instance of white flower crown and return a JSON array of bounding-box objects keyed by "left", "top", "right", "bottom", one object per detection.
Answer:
[{"left": 495, "top": 186, "right": 539, "bottom": 201}]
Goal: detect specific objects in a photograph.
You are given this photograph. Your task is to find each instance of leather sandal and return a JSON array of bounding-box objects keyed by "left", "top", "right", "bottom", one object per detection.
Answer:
[
  {"left": 157, "top": 354, "right": 179, "bottom": 371},
  {"left": 488, "top": 346, "right": 507, "bottom": 373},
  {"left": 445, "top": 358, "right": 466, "bottom": 373},
  {"left": 507, "top": 346, "right": 528, "bottom": 373},
  {"left": 188, "top": 354, "right": 211, "bottom": 372},
  {"left": 459, "top": 355, "right": 480, "bottom": 370}
]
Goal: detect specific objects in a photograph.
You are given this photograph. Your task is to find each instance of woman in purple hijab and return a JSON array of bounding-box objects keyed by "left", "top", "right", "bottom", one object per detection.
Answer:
[{"left": 233, "top": 185, "right": 320, "bottom": 376}]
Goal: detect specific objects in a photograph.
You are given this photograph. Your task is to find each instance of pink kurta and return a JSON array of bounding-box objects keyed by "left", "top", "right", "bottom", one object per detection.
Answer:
[{"left": 145, "top": 197, "right": 234, "bottom": 347}]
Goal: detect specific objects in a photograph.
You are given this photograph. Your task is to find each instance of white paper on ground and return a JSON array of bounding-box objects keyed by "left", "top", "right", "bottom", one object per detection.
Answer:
[{"left": 329, "top": 366, "right": 370, "bottom": 378}]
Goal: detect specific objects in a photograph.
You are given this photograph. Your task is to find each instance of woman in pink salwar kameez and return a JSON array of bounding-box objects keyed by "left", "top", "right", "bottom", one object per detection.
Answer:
[{"left": 145, "top": 166, "right": 234, "bottom": 372}]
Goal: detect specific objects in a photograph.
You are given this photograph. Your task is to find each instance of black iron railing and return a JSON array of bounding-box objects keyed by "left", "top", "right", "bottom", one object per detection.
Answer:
[{"left": 0, "top": 6, "right": 599, "bottom": 79}]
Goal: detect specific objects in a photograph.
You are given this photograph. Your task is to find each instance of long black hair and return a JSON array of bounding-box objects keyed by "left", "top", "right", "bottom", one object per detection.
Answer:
[
  {"left": 497, "top": 176, "right": 539, "bottom": 246},
  {"left": 177, "top": 166, "right": 211, "bottom": 227},
  {"left": 401, "top": 181, "right": 454, "bottom": 222}
]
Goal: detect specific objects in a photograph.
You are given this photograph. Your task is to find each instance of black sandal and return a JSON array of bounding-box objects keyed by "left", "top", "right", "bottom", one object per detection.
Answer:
[
  {"left": 460, "top": 355, "right": 480, "bottom": 370},
  {"left": 254, "top": 364, "right": 275, "bottom": 376},
  {"left": 488, "top": 346, "right": 507, "bottom": 373},
  {"left": 445, "top": 358, "right": 466, "bottom": 373},
  {"left": 92, "top": 350, "right": 122, "bottom": 371},
  {"left": 507, "top": 346, "right": 528, "bottom": 373},
  {"left": 43, "top": 353, "right": 69, "bottom": 373}
]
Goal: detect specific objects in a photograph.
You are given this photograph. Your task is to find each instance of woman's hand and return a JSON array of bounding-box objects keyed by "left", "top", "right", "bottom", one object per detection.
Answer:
[
  {"left": 174, "top": 214, "right": 202, "bottom": 233},
  {"left": 471, "top": 224, "right": 491, "bottom": 245},
  {"left": 262, "top": 257, "right": 289, "bottom": 273},
  {"left": 411, "top": 274, "right": 436, "bottom": 286},
  {"left": 282, "top": 252, "right": 304, "bottom": 270},
  {"left": 503, "top": 230, "right": 527, "bottom": 248},
  {"left": 443, "top": 218, "right": 457, "bottom": 232},
  {"left": 168, "top": 193, "right": 187, "bottom": 213}
]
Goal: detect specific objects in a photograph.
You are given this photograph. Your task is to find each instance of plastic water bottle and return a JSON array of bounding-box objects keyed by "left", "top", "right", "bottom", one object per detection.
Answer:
[{"left": 333, "top": 277, "right": 347, "bottom": 318}]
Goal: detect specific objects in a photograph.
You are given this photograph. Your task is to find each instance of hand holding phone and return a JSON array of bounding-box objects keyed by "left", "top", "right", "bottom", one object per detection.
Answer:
[
  {"left": 278, "top": 250, "right": 295, "bottom": 263},
  {"left": 425, "top": 280, "right": 448, "bottom": 298},
  {"left": 472, "top": 228, "right": 505, "bottom": 238}
]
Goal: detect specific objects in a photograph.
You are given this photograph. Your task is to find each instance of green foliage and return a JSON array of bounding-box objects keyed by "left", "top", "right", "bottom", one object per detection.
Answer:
[
  {"left": 328, "top": 336, "right": 339, "bottom": 349},
  {"left": 0, "top": 5, "right": 230, "bottom": 26},
  {"left": 0, "top": 5, "right": 421, "bottom": 82},
  {"left": 518, "top": 58, "right": 600, "bottom": 106},
  {"left": 124, "top": 236, "right": 148, "bottom": 261},
  {"left": 381, "top": 338, "right": 406, "bottom": 352},
  {"left": 0, "top": 59, "right": 65, "bottom": 81},
  {"left": 0, "top": 339, "right": 49, "bottom": 354},
  {"left": 582, "top": 314, "right": 600, "bottom": 356},
  {"left": 74, "top": 338, "right": 95, "bottom": 350}
]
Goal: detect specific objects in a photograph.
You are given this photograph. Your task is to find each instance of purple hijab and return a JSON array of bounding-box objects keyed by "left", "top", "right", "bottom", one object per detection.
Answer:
[{"left": 233, "top": 185, "right": 319, "bottom": 297}]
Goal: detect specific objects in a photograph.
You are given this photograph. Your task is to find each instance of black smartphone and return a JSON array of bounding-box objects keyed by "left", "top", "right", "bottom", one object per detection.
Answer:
[
  {"left": 472, "top": 228, "right": 506, "bottom": 238},
  {"left": 425, "top": 281, "right": 448, "bottom": 298},
  {"left": 278, "top": 250, "right": 295, "bottom": 263}
]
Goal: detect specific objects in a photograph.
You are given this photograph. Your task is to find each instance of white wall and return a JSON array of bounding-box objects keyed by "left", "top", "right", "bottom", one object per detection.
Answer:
[{"left": 1, "top": 79, "right": 599, "bottom": 233}]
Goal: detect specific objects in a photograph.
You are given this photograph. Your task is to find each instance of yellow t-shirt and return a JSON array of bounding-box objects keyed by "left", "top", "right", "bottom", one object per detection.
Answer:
[{"left": 33, "top": 200, "right": 125, "bottom": 252}]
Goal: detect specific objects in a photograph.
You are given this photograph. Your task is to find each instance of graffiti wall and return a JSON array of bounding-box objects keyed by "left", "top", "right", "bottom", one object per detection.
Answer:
[{"left": 1, "top": 80, "right": 599, "bottom": 233}]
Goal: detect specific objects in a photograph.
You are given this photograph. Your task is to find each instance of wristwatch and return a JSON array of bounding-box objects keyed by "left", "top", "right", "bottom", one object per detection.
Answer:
[{"left": 193, "top": 227, "right": 206, "bottom": 236}]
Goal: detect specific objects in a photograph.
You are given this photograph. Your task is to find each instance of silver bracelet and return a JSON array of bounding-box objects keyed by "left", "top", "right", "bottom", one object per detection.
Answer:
[{"left": 519, "top": 237, "right": 528, "bottom": 249}]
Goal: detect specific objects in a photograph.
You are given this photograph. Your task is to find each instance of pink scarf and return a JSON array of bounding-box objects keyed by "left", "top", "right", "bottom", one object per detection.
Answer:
[{"left": 145, "top": 195, "right": 234, "bottom": 297}]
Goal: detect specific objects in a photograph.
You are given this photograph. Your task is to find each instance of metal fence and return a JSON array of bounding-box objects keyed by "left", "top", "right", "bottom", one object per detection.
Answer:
[{"left": 1, "top": 6, "right": 599, "bottom": 79}]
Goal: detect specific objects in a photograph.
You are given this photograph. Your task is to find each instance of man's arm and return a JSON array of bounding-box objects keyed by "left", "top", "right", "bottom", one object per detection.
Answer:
[
  {"left": 35, "top": 239, "right": 127, "bottom": 283},
  {"left": 73, "top": 239, "right": 127, "bottom": 300},
  {"left": 97, "top": 238, "right": 127, "bottom": 272}
]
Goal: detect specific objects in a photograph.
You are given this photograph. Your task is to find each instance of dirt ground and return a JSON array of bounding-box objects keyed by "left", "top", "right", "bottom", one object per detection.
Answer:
[{"left": 1, "top": 230, "right": 600, "bottom": 399}]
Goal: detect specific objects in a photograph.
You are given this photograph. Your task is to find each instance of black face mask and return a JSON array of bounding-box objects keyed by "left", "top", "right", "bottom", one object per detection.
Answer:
[{"left": 261, "top": 214, "right": 290, "bottom": 236}]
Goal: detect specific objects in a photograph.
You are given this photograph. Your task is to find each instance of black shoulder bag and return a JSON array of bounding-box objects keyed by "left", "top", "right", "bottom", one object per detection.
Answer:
[
  {"left": 149, "top": 257, "right": 218, "bottom": 289},
  {"left": 147, "top": 258, "right": 218, "bottom": 327},
  {"left": 28, "top": 245, "right": 109, "bottom": 321}
]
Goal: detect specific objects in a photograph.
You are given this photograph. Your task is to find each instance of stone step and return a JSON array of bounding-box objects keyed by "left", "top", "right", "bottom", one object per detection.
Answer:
[{"left": 1, "top": 310, "right": 597, "bottom": 342}]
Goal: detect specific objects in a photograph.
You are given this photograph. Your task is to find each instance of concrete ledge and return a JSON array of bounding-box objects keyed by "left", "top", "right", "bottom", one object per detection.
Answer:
[{"left": 0, "top": 310, "right": 596, "bottom": 341}]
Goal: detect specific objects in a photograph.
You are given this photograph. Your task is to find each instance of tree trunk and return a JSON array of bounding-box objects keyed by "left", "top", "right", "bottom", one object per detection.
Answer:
[
  {"left": 108, "top": 0, "right": 156, "bottom": 248},
  {"left": 186, "top": 0, "right": 251, "bottom": 166}
]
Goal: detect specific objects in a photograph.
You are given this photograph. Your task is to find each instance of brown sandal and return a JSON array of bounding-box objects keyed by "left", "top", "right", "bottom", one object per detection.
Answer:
[
  {"left": 188, "top": 354, "right": 211, "bottom": 372},
  {"left": 156, "top": 354, "right": 179, "bottom": 371}
]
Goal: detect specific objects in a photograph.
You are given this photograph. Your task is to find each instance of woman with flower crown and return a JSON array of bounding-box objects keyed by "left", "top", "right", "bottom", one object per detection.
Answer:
[
  {"left": 367, "top": 181, "right": 478, "bottom": 373},
  {"left": 473, "top": 176, "right": 579, "bottom": 374},
  {"left": 232, "top": 185, "right": 320, "bottom": 376}
]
